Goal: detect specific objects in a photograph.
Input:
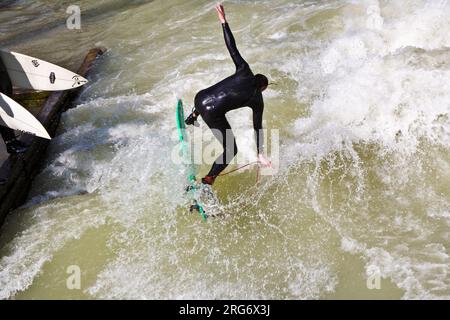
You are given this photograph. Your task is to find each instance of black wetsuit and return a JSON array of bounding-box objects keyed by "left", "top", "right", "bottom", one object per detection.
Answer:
[
  {"left": 194, "top": 23, "right": 264, "bottom": 178},
  {"left": 0, "top": 56, "right": 15, "bottom": 143}
]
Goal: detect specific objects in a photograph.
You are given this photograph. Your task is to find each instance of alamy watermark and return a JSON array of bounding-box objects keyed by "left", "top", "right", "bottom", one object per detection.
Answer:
[
  {"left": 66, "top": 265, "right": 81, "bottom": 290},
  {"left": 66, "top": 5, "right": 81, "bottom": 30},
  {"left": 366, "top": 265, "right": 381, "bottom": 290}
]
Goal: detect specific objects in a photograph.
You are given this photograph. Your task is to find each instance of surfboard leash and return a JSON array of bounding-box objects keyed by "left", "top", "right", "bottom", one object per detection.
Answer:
[{"left": 218, "top": 161, "right": 261, "bottom": 183}]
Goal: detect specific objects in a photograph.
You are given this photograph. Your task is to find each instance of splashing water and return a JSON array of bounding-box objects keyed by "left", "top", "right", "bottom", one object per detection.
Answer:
[{"left": 0, "top": 0, "right": 449, "bottom": 299}]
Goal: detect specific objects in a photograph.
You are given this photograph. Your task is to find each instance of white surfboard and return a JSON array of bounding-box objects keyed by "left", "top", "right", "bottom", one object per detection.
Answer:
[
  {"left": 0, "top": 50, "right": 88, "bottom": 91},
  {"left": 0, "top": 93, "right": 51, "bottom": 140}
]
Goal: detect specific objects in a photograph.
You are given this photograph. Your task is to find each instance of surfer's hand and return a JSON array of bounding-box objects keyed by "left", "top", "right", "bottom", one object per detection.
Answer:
[
  {"left": 258, "top": 154, "right": 273, "bottom": 168},
  {"left": 215, "top": 3, "right": 226, "bottom": 23},
  {"left": 185, "top": 112, "right": 199, "bottom": 127}
]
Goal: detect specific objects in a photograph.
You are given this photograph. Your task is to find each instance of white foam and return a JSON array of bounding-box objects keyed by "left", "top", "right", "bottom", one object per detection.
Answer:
[{"left": 1, "top": 0, "right": 449, "bottom": 300}]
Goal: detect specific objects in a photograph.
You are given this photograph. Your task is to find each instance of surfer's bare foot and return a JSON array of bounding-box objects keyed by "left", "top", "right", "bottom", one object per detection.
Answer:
[{"left": 6, "top": 139, "right": 27, "bottom": 154}]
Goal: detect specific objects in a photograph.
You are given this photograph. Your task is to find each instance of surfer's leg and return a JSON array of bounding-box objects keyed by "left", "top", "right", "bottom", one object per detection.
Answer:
[
  {"left": 202, "top": 115, "right": 238, "bottom": 184},
  {"left": 0, "top": 59, "right": 26, "bottom": 153},
  {"left": 0, "top": 127, "right": 27, "bottom": 154},
  {"left": 0, "top": 126, "right": 27, "bottom": 154},
  {"left": 0, "top": 72, "right": 28, "bottom": 154},
  {"left": 0, "top": 56, "right": 13, "bottom": 95},
  {"left": 0, "top": 55, "right": 27, "bottom": 154},
  {"left": 0, "top": 126, "right": 15, "bottom": 142}
]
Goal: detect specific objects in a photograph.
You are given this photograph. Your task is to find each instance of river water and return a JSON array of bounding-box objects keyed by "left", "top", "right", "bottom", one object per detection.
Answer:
[{"left": 0, "top": 0, "right": 449, "bottom": 299}]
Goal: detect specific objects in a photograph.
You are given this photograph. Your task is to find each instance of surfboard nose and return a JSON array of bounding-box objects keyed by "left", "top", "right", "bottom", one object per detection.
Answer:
[{"left": 0, "top": 93, "right": 51, "bottom": 140}]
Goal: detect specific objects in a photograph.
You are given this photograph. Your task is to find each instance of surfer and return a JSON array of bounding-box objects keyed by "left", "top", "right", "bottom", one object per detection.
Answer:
[
  {"left": 185, "top": 3, "right": 272, "bottom": 185},
  {"left": 0, "top": 58, "right": 27, "bottom": 154}
]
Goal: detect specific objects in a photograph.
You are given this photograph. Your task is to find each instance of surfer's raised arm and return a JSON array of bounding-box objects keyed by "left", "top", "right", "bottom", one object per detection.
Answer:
[{"left": 215, "top": 4, "right": 248, "bottom": 71}]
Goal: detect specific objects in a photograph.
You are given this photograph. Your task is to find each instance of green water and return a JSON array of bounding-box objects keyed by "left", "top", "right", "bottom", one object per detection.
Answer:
[{"left": 0, "top": 0, "right": 449, "bottom": 299}]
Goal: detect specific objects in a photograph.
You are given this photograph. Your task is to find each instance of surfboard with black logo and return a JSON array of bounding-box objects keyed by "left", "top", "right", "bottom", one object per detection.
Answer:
[{"left": 0, "top": 50, "right": 88, "bottom": 91}]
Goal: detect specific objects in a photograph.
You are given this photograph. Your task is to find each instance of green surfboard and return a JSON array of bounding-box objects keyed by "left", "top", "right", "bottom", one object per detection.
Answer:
[{"left": 176, "top": 99, "right": 207, "bottom": 221}]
